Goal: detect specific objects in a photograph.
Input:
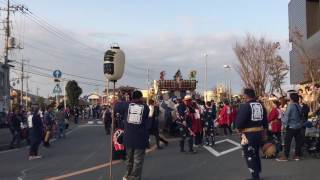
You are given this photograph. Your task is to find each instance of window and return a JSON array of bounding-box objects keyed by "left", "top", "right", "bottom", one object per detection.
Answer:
[{"left": 306, "top": 0, "right": 320, "bottom": 38}]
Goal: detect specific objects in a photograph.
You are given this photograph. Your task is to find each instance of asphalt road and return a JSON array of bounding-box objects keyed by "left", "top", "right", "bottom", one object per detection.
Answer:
[{"left": 0, "top": 124, "right": 319, "bottom": 180}]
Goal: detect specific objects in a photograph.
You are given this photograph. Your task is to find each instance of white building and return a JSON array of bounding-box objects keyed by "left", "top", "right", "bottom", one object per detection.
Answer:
[{"left": 289, "top": 0, "right": 320, "bottom": 84}]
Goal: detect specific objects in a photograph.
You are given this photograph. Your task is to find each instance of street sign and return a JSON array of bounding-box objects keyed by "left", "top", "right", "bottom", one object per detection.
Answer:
[
  {"left": 53, "top": 70, "right": 62, "bottom": 79},
  {"left": 53, "top": 84, "right": 62, "bottom": 94}
]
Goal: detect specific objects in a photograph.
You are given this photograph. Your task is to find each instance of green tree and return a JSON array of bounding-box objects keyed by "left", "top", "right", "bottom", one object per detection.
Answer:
[
  {"left": 36, "top": 96, "right": 45, "bottom": 106},
  {"left": 66, "top": 80, "right": 83, "bottom": 107}
]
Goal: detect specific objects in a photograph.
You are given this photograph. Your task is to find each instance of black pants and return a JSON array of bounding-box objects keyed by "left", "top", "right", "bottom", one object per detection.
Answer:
[
  {"left": 150, "top": 130, "right": 168, "bottom": 148},
  {"left": 29, "top": 133, "right": 41, "bottom": 156},
  {"left": 195, "top": 132, "right": 203, "bottom": 145},
  {"left": 242, "top": 132, "right": 262, "bottom": 179},
  {"left": 284, "top": 128, "right": 302, "bottom": 157},
  {"left": 10, "top": 129, "right": 21, "bottom": 148},
  {"left": 221, "top": 124, "right": 232, "bottom": 135},
  {"left": 179, "top": 136, "right": 193, "bottom": 152},
  {"left": 204, "top": 125, "right": 215, "bottom": 145},
  {"left": 104, "top": 121, "right": 111, "bottom": 135},
  {"left": 125, "top": 148, "right": 145, "bottom": 180}
]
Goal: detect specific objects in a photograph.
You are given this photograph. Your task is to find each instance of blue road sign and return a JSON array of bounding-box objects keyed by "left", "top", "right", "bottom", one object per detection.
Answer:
[
  {"left": 53, "top": 70, "right": 62, "bottom": 79},
  {"left": 53, "top": 84, "right": 62, "bottom": 94}
]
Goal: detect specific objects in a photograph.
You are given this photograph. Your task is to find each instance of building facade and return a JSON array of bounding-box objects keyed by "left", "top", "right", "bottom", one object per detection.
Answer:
[{"left": 289, "top": 0, "right": 320, "bottom": 84}]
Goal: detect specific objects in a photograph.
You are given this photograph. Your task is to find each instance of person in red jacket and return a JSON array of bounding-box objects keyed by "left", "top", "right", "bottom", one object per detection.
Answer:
[
  {"left": 192, "top": 102, "right": 203, "bottom": 146},
  {"left": 218, "top": 100, "right": 232, "bottom": 135},
  {"left": 268, "top": 100, "right": 282, "bottom": 141}
]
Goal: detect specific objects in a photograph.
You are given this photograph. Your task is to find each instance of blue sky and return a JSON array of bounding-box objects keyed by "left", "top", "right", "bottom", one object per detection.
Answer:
[
  {"left": 9, "top": 0, "right": 291, "bottom": 96},
  {"left": 21, "top": 0, "right": 290, "bottom": 38}
]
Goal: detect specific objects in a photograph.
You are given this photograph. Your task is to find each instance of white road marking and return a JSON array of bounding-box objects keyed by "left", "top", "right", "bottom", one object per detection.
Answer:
[
  {"left": 97, "top": 121, "right": 103, "bottom": 125},
  {"left": 87, "top": 121, "right": 94, "bottom": 124},
  {"left": 79, "top": 124, "right": 104, "bottom": 127},
  {"left": 203, "top": 139, "right": 242, "bottom": 157}
]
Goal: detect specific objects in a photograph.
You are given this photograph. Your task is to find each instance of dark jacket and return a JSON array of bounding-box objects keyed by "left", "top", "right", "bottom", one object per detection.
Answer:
[
  {"left": 235, "top": 100, "right": 268, "bottom": 130},
  {"left": 30, "top": 113, "right": 44, "bottom": 140},
  {"left": 123, "top": 100, "right": 150, "bottom": 149},
  {"left": 211, "top": 104, "right": 217, "bottom": 120}
]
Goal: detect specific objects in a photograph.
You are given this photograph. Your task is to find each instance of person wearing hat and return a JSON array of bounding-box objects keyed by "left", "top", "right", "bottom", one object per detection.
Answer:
[
  {"left": 122, "top": 90, "right": 150, "bottom": 180},
  {"left": 235, "top": 88, "right": 268, "bottom": 180},
  {"left": 176, "top": 95, "right": 196, "bottom": 154}
]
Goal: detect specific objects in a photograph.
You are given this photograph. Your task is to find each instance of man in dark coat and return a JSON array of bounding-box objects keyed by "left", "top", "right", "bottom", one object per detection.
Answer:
[
  {"left": 122, "top": 90, "right": 149, "bottom": 180},
  {"left": 235, "top": 88, "right": 268, "bottom": 180},
  {"left": 28, "top": 108, "right": 44, "bottom": 160},
  {"left": 9, "top": 109, "right": 22, "bottom": 149}
]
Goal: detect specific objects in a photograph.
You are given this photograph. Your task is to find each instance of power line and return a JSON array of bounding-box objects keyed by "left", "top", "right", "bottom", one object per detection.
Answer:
[{"left": 12, "top": 61, "right": 105, "bottom": 83}]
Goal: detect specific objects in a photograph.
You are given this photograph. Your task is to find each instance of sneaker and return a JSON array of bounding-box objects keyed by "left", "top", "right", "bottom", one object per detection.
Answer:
[
  {"left": 122, "top": 176, "right": 128, "bottom": 180},
  {"left": 276, "top": 156, "right": 288, "bottom": 162},
  {"left": 28, "top": 156, "right": 36, "bottom": 160},
  {"left": 34, "top": 155, "right": 42, "bottom": 159},
  {"left": 293, "top": 156, "right": 300, "bottom": 161}
]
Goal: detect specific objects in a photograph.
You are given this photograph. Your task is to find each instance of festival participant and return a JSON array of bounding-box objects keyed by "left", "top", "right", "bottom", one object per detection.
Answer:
[
  {"left": 122, "top": 90, "right": 149, "bottom": 180},
  {"left": 192, "top": 101, "right": 203, "bottom": 146},
  {"left": 218, "top": 100, "right": 232, "bottom": 135},
  {"left": 176, "top": 95, "right": 196, "bottom": 154},
  {"left": 148, "top": 99, "right": 168, "bottom": 149},
  {"left": 235, "top": 88, "right": 268, "bottom": 180},
  {"left": 203, "top": 101, "right": 215, "bottom": 146}
]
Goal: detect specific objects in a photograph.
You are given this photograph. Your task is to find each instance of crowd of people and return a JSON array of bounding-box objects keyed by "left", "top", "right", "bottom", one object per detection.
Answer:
[
  {"left": 7, "top": 105, "right": 72, "bottom": 160},
  {"left": 109, "top": 86, "right": 320, "bottom": 180}
]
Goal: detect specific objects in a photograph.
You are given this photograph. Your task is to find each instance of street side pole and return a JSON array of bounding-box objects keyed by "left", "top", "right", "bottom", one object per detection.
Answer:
[{"left": 109, "top": 80, "right": 116, "bottom": 180}]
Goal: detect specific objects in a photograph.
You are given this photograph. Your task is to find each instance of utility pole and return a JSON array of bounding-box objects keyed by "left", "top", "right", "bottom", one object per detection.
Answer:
[
  {"left": 0, "top": 0, "right": 28, "bottom": 111},
  {"left": 204, "top": 53, "right": 208, "bottom": 102},
  {"left": 147, "top": 66, "right": 150, "bottom": 104},
  {"left": 20, "top": 59, "right": 24, "bottom": 106},
  {"left": 36, "top": 87, "right": 39, "bottom": 97},
  {"left": 4, "top": 0, "right": 10, "bottom": 65}
]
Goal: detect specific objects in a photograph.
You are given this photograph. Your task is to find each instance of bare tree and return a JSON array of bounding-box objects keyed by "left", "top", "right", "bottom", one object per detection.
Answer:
[
  {"left": 290, "top": 28, "right": 320, "bottom": 83},
  {"left": 233, "top": 34, "right": 281, "bottom": 97},
  {"left": 269, "top": 56, "right": 289, "bottom": 96}
]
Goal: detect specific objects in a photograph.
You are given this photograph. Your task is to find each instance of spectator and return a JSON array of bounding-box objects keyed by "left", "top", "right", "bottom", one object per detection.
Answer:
[
  {"left": 28, "top": 107, "right": 43, "bottom": 160},
  {"left": 277, "top": 93, "right": 303, "bottom": 162},
  {"left": 55, "top": 107, "right": 66, "bottom": 139},
  {"left": 268, "top": 100, "right": 282, "bottom": 142},
  {"left": 8, "top": 109, "right": 21, "bottom": 149}
]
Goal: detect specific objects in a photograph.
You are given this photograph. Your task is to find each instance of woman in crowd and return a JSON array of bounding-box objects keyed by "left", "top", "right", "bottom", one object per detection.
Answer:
[
  {"left": 218, "top": 100, "right": 232, "bottom": 135},
  {"left": 192, "top": 102, "right": 203, "bottom": 146},
  {"left": 268, "top": 100, "right": 282, "bottom": 142}
]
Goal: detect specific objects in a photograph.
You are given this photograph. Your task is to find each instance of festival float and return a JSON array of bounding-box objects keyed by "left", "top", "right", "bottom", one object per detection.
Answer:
[{"left": 154, "top": 70, "right": 198, "bottom": 99}]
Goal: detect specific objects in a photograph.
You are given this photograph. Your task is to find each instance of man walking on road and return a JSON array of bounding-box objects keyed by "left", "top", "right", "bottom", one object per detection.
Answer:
[
  {"left": 235, "top": 88, "right": 268, "bottom": 180},
  {"left": 55, "top": 107, "right": 66, "bottom": 139},
  {"left": 8, "top": 109, "right": 22, "bottom": 149},
  {"left": 122, "top": 90, "right": 149, "bottom": 180}
]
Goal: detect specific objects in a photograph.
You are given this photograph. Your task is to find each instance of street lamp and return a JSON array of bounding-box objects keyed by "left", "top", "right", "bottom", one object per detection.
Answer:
[
  {"left": 223, "top": 65, "right": 232, "bottom": 101},
  {"left": 203, "top": 53, "right": 208, "bottom": 102}
]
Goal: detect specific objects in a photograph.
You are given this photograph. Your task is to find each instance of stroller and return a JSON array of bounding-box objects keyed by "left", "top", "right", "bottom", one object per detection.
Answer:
[{"left": 303, "top": 116, "right": 320, "bottom": 158}]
